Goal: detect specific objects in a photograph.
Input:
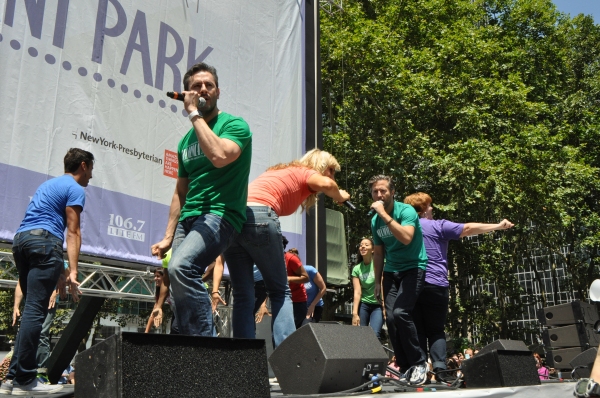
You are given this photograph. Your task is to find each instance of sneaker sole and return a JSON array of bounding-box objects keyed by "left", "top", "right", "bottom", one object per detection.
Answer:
[{"left": 12, "top": 384, "right": 63, "bottom": 396}]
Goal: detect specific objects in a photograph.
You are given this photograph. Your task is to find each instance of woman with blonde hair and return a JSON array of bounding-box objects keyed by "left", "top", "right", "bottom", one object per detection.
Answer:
[{"left": 224, "top": 149, "right": 350, "bottom": 347}]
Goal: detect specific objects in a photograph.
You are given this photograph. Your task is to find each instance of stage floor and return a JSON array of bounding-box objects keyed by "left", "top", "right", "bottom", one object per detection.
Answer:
[
  {"left": 0, "top": 380, "right": 572, "bottom": 397},
  {"left": 269, "top": 379, "right": 575, "bottom": 397}
]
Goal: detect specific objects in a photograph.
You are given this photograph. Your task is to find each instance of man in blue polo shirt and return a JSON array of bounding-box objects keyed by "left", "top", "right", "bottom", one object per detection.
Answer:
[{"left": 2, "top": 148, "right": 93, "bottom": 396}]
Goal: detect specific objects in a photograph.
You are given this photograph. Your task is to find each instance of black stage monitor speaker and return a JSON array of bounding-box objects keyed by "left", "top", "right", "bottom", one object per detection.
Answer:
[
  {"left": 545, "top": 346, "right": 586, "bottom": 370},
  {"left": 462, "top": 349, "right": 540, "bottom": 388},
  {"left": 478, "top": 339, "right": 529, "bottom": 355},
  {"left": 537, "top": 301, "right": 599, "bottom": 327},
  {"left": 570, "top": 347, "right": 598, "bottom": 379},
  {"left": 75, "top": 332, "right": 270, "bottom": 398},
  {"left": 542, "top": 323, "right": 600, "bottom": 349},
  {"left": 269, "top": 323, "right": 388, "bottom": 395}
]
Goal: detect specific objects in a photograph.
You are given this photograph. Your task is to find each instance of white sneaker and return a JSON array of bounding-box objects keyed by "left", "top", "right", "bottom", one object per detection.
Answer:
[
  {"left": 409, "top": 363, "right": 428, "bottom": 386},
  {"left": 12, "top": 379, "right": 63, "bottom": 396},
  {"left": 0, "top": 379, "right": 13, "bottom": 394}
]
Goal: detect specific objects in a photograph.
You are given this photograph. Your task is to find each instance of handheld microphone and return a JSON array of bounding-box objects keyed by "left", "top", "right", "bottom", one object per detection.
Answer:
[
  {"left": 166, "top": 92, "right": 206, "bottom": 108},
  {"left": 367, "top": 201, "right": 383, "bottom": 217},
  {"left": 343, "top": 201, "right": 356, "bottom": 211}
]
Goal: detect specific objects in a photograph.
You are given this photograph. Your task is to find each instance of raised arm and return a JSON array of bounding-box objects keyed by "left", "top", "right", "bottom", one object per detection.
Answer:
[
  {"left": 460, "top": 219, "right": 514, "bottom": 237},
  {"left": 65, "top": 205, "right": 83, "bottom": 302},
  {"left": 191, "top": 119, "right": 242, "bottom": 168},
  {"left": 370, "top": 201, "right": 415, "bottom": 245},
  {"left": 351, "top": 277, "right": 362, "bottom": 326},
  {"left": 307, "top": 174, "right": 350, "bottom": 204},
  {"left": 151, "top": 178, "right": 189, "bottom": 259},
  {"left": 183, "top": 88, "right": 243, "bottom": 168}
]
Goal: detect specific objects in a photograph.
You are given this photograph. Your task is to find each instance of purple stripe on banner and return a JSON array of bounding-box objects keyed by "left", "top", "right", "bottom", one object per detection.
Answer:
[{"left": 0, "top": 163, "right": 303, "bottom": 266}]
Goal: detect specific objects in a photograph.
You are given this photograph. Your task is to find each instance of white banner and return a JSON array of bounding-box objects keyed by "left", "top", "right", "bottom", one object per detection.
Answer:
[{"left": 0, "top": 0, "right": 305, "bottom": 264}]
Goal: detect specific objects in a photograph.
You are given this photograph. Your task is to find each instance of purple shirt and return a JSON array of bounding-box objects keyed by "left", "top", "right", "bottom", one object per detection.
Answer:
[{"left": 419, "top": 218, "right": 464, "bottom": 287}]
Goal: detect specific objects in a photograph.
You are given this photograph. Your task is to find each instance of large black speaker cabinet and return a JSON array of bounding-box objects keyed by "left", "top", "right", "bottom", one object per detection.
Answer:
[
  {"left": 269, "top": 323, "right": 388, "bottom": 395},
  {"left": 570, "top": 347, "right": 598, "bottom": 379},
  {"left": 537, "top": 301, "right": 599, "bottom": 326},
  {"left": 542, "top": 323, "right": 600, "bottom": 349},
  {"left": 462, "top": 349, "right": 540, "bottom": 388},
  {"left": 478, "top": 339, "right": 529, "bottom": 355},
  {"left": 545, "top": 346, "right": 586, "bottom": 370},
  {"left": 75, "top": 332, "right": 270, "bottom": 398}
]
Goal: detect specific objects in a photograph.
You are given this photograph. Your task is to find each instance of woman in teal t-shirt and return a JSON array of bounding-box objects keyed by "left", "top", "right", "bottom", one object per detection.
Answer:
[{"left": 351, "top": 238, "right": 383, "bottom": 339}]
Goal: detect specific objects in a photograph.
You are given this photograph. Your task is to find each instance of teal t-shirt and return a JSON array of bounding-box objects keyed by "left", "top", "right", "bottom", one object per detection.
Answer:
[
  {"left": 177, "top": 112, "right": 252, "bottom": 232},
  {"left": 351, "top": 261, "right": 378, "bottom": 304},
  {"left": 371, "top": 201, "right": 428, "bottom": 272}
]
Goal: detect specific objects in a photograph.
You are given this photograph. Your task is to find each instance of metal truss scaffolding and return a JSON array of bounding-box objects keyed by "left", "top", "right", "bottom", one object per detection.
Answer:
[{"left": 0, "top": 251, "right": 155, "bottom": 302}]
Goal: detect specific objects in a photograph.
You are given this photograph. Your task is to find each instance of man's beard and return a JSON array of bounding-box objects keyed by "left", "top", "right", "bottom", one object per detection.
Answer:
[
  {"left": 200, "top": 99, "right": 217, "bottom": 114},
  {"left": 383, "top": 196, "right": 394, "bottom": 210}
]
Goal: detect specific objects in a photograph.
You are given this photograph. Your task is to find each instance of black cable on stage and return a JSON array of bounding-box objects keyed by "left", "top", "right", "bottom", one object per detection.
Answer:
[
  {"left": 272, "top": 376, "right": 411, "bottom": 397},
  {"left": 271, "top": 372, "right": 463, "bottom": 397}
]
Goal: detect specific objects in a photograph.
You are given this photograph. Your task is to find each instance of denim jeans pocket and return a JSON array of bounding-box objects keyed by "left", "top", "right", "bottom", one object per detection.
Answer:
[
  {"left": 241, "top": 222, "right": 270, "bottom": 247},
  {"left": 28, "top": 240, "right": 63, "bottom": 267}
]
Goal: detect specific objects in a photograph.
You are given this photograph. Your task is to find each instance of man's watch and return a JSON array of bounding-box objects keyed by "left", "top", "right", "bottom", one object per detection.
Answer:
[
  {"left": 188, "top": 109, "right": 203, "bottom": 120},
  {"left": 575, "top": 378, "right": 600, "bottom": 397}
]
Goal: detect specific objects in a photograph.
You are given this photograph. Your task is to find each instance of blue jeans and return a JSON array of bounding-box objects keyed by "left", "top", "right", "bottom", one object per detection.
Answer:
[
  {"left": 169, "top": 214, "right": 237, "bottom": 336},
  {"left": 8, "top": 305, "right": 56, "bottom": 380},
  {"left": 10, "top": 229, "right": 64, "bottom": 385},
  {"left": 382, "top": 268, "right": 426, "bottom": 370},
  {"left": 223, "top": 206, "right": 295, "bottom": 348},
  {"left": 414, "top": 283, "right": 449, "bottom": 371},
  {"left": 359, "top": 302, "right": 383, "bottom": 339}
]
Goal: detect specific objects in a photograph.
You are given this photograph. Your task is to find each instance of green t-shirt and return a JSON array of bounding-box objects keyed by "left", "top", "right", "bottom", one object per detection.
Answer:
[
  {"left": 371, "top": 201, "right": 428, "bottom": 272},
  {"left": 351, "top": 261, "right": 378, "bottom": 304},
  {"left": 177, "top": 112, "right": 252, "bottom": 232}
]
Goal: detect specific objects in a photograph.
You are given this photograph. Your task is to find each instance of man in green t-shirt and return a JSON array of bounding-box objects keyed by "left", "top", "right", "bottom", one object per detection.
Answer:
[
  {"left": 369, "top": 175, "right": 428, "bottom": 386},
  {"left": 151, "top": 62, "right": 252, "bottom": 336}
]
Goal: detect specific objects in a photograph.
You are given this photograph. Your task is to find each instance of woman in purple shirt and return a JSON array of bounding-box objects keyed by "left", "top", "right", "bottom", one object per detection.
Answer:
[{"left": 403, "top": 192, "right": 514, "bottom": 377}]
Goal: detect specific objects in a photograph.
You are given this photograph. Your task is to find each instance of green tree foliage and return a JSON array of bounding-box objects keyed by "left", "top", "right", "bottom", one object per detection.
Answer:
[{"left": 321, "top": 0, "right": 600, "bottom": 345}]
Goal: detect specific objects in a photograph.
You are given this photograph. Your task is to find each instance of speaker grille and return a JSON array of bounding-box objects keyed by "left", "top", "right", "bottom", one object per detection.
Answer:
[
  {"left": 77, "top": 332, "right": 270, "bottom": 398},
  {"left": 270, "top": 323, "right": 388, "bottom": 395}
]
